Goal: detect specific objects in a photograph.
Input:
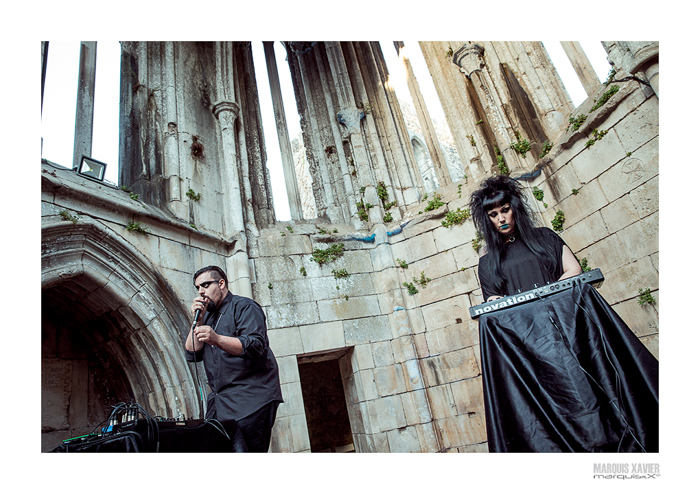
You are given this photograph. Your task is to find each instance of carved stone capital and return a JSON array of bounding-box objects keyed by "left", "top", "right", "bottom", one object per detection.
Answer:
[
  {"left": 453, "top": 43, "right": 485, "bottom": 80},
  {"left": 337, "top": 108, "right": 365, "bottom": 135},
  {"left": 212, "top": 100, "right": 240, "bottom": 120}
]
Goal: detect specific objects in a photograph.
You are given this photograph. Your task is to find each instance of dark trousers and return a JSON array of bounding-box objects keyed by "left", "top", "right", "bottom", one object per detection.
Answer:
[{"left": 236, "top": 401, "right": 280, "bottom": 452}]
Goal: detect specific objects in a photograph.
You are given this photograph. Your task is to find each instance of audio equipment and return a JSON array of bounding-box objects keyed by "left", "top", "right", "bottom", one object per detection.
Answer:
[{"left": 469, "top": 268, "right": 604, "bottom": 319}]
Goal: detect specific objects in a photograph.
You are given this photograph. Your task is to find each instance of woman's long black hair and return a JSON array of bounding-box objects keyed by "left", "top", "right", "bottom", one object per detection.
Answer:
[{"left": 469, "top": 175, "right": 559, "bottom": 293}]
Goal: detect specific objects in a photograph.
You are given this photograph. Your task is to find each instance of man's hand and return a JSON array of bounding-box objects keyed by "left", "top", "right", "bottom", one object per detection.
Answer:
[
  {"left": 191, "top": 297, "right": 208, "bottom": 324},
  {"left": 193, "top": 325, "right": 220, "bottom": 347}
]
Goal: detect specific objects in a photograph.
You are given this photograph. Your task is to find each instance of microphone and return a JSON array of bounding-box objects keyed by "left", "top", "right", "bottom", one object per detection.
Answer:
[{"left": 191, "top": 306, "right": 202, "bottom": 331}]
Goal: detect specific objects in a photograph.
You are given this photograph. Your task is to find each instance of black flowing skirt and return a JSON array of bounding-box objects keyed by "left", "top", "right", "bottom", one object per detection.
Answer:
[{"left": 478, "top": 283, "right": 658, "bottom": 452}]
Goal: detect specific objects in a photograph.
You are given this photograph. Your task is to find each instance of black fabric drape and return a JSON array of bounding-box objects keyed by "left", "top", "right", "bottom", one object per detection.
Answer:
[{"left": 479, "top": 283, "right": 658, "bottom": 452}]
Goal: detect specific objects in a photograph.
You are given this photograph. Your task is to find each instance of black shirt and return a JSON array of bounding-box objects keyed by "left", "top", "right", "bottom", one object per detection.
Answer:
[
  {"left": 186, "top": 292, "right": 283, "bottom": 421},
  {"left": 478, "top": 227, "right": 566, "bottom": 302}
]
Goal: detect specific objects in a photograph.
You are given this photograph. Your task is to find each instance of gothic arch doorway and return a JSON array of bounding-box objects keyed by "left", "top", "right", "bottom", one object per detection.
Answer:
[{"left": 41, "top": 220, "right": 197, "bottom": 451}]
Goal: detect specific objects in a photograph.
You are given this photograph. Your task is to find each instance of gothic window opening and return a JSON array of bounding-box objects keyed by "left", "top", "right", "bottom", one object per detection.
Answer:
[
  {"left": 41, "top": 41, "right": 121, "bottom": 186},
  {"left": 252, "top": 41, "right": 306, "bottom": 222}
]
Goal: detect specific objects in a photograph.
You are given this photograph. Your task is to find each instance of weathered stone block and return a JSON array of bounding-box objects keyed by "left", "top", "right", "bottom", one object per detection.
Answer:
[
  {"left": 257, "top": 233, "right": 312, "bottom": 257},
  {"left": 450, "top": 376, "right": 485, "bottom": 416},
  {"left": 370, "top": 269, "right": 402, "bottom": 295},
  {"left": 600, "top": 194, "right": 640, "bottom": 234},
  {"left": 267, "top": 278, "right": 316, "bottom": 305},
  {"left": 265, "top": 301, "right": 320, "bottom": 329},
  {"left": 598, "top": 255, "right": 658, "bottom": 306},
  {"left": 350, "top": 343, "right": 375, "bottom": 371},
  {"left": 598, "top": 155, "right": 656, "bottom": 204},
  {"left": 343, "top": 314, "right": 392, "bottom": 345},
  {"left": 424, "top": 383, "right": 456, "bottom": 419},
  {"left": 413, "top": 271, "right": 470, "bottom": 307},
  {"left": 437, "top": 411, "right": 488, "bottom": 449},
  {"left": 366, "top": 394, "right": 407, "bottom": 432},
  {"left": 554, "top": 180, "right": 609, "bottom": 229},
  {"left": 386, "top": 424, "right": 422, "bottom": 452},
  {"left": 421, "top": 294, "right": 472, "bottom": 332},
  {"left": 401, "top": 389, "right": 433, "bottom": 425},
  {"left": 629, "top": 174, "right": 659, "bottom": 219},
  {"left": 391, "top": 335, "right": 416, "bottom": 364},
  {"left": 299, "top": 320, "right": 345, "bottom": 354},
  {"left": 425, "top": 321, "right": 479, "bottom": 355},
  {"left": 310, "top": 272, "right": 375, "bottom": 301},
  {"left": 276, "top": 354, "right": 300, "bottom": 384},
  {"left": 402, "top": 250, "right": 458, "bottom": 284},
  {"left": 391, "top": 231, "right": 438, "bottom": 264},
  {"left": 612, "top": 97, "right": 659, "bottom": 152},
  {"left": 270, "top": 413, "right": 311, "bottom": 453},
  {"left": 374, "top": 363, "right": 407, "bottom": 397},
  {"left": 370, "top": 340, "right": 394, "bottom": 368},
  {"left": 610, "top": 295, "right": 659, "bottom": 339},
  {"left": 451, "top": 242, "right": 480, "bottom": 271},
  {"left": 369, "top": 242, "right": 396, "bottom": 272},
  {"left": 433, "top": 220, "right": 473, "bottom": 251},
  {"left": 570, "top": 130, "right": 627, "bottom": 185},
  {"left": 563, "top": 211, "right": 610, "bottom": 253},
  {"left": 318, "top": 295, "right": 381, "bottom": 322},
  {"left": 277, "top": 382, "right": 305, "bottom": 417},
  {"left": 357, "top": 369, "right": 379, "bottom": 402}
]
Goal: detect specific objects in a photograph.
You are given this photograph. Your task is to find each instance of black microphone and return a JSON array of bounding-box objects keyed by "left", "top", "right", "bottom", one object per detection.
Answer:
[{"left": 191, "top": 308, "right": 201, "bottom": 332}]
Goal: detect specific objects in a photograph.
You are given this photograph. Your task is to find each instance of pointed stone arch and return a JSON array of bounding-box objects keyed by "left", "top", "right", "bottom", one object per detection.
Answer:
[{"left": 41, "top": 218, "right": 200, "bottom": 447}]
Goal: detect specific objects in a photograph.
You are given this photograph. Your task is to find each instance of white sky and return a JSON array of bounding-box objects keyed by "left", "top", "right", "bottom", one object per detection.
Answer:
[{"left": 41, "top": 40, "right": 611, "bottom": 221}]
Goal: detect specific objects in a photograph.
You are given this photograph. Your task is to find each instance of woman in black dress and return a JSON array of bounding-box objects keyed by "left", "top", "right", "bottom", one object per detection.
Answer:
[
  {"left": 469, "top": 175, "right": 581, "bottom": 302},
  {"left": 469, "top": 175, "right": 658, "bottom": 452}
]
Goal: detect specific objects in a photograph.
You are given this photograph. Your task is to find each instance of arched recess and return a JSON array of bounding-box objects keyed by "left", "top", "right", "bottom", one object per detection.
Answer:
[{"left": 41, "top": 218, "right": 200, "bottom": 447}]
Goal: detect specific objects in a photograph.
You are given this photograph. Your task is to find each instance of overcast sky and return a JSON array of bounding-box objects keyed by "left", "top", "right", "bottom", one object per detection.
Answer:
[{"left": 41, "top": 41, "right": 610, "bottom": 221}]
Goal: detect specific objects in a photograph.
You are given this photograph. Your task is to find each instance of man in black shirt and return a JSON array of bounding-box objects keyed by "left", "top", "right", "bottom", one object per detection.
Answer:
[{"left": 185, "top": 265, "right": 283, "bottom": 452}]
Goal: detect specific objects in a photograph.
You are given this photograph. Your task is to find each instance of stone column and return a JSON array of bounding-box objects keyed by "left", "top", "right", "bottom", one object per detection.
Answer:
[
  {"left": 394, "top": 42, "right": 451, "bottom": 187},
  {"left": 162, "top": 42, "right": 183, "bottom": 215},
  {"left": 213, "top": 101, "right": 245, "bottom": 233},
  {"left": 603, "top": 41, "right": 658, "bottom": 98},
  {"left": 263, "top": 42, "right": 303, "bottom": 221},
  {"left": 560, "top": 41, "right": 601, "bottom": 97},
  {"left": 626, "top": 41, "right": 659, "bottom": 98},
  {"left": 72, "top": 41, "right": 97, "bottom": 171},
  {"left": 452, "top": 43, "right": 520, "bottom": 171}
]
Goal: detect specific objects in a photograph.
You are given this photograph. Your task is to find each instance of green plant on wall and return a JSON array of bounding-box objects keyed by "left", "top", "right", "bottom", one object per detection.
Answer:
[
  {"left": 403, "top": 282, "right": 418, "bottom": 295},
  {"left": 510, "top": 132, "right": 531, "bottom": 158},
  {"left": 441, "top": 208, "right": 470, "bottom": 228},
  {"left": 585, "top": 128, "right": 609, "bottom": 148},
  {"left": 494, "top": 142, "right": 509, "bottom": 175},
  {"left": 127, "top": 221, "right": 149, "bottom": 235},
  {"left": 551, "top": 210, "right": 565, "bottom": 232},
  {"left": 472, "top": 231, "right": 484, "bottom": 252},
  {"left": 590, "top": 85, "right": 620, "bottom": 112},
  {"left": 579, "top": 257, "right": 592, "bottom": 273},
  {"left": 187, "top": 188, "right": 202, "bottom": 202},
  {"left": 539, "top": 141, "right": 553, "bottom": 158},
  {"left": 423, "top": 192, "right": 445, "bottom": 213},
  {"left": 311, "top": 243, "right": 345, "bottom": 266},
  {"left": 567, "top": 114, "right": 587, "bottom": 132},
  {"left": 637, "top": 288, "right": 656, "bottom": 306},
  {"left": 413, "top": 271, "right": 431, "bottom": 288},
  {"left": 59, "top": 210, "right": 79, "bottom": 224}
]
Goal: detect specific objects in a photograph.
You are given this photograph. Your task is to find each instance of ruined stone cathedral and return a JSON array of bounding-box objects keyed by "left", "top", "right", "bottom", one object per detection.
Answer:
[{"left": 41, "top": 41, "right": 659, "bottom": 452}]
